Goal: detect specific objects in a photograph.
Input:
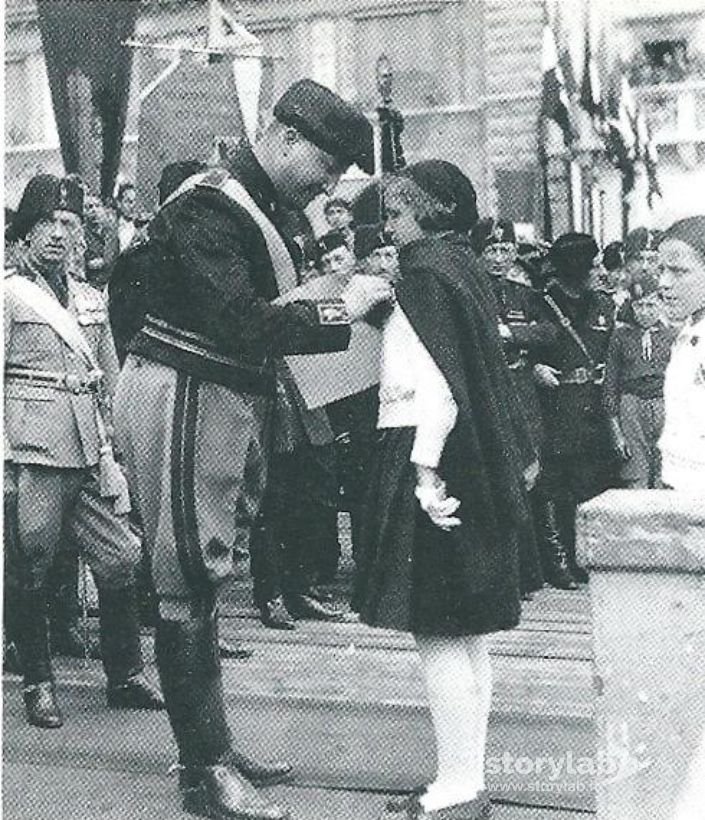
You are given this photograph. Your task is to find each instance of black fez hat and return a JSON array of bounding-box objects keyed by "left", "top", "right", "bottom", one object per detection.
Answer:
[
  {"left": 10, "top": 174, "right": 84, "bottom": 242},
  {"left": 624, "top": 227, "right": 662, "bottom": 261},
  {"left": 549, "top": 232, "right": 599, "bottom": 280},
  {"left": 158, "top": 160, "right": 207, "bottom": 204},
  {"left": 274, "top": 79, "right": 374, "bottom": 174},
  {"left": 399, "top": 160, "right": 479, "bottom": 233},
  {"left": 314, "top": 230, "right": 349, "bottom": 266},
  {"left": 354, "top": 223, "right": 393, "bottom": 260},
  {"left": 470, "top": 217, "right": 516, "bottom": 254}
]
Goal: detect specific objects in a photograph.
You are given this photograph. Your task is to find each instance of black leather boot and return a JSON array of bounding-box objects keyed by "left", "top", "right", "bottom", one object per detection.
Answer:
[
  {"left": 180, "top": 765, "right": 289, "bottom": 820},
  {"left": 15, "top": 589, "right": 63, "bottom": 729},
  {"left": 535, "top": 499, "right": 579, "bottom": 591},
  {"left": 155, "top": 612, "right": 292, "bottom": 818},
  {"left": 97, "top": 585, "right": 164, "bottom": 710}
]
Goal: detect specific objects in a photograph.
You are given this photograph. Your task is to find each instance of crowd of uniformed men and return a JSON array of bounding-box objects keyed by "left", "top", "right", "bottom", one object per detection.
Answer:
[{"left": 4, "top": 76, "right": 696, "bottom": 820}]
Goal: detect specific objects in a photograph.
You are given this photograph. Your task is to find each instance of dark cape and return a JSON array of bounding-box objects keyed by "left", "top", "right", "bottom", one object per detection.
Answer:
[{"left": 354, "top": 234, "right": 542, "bottom": 636}]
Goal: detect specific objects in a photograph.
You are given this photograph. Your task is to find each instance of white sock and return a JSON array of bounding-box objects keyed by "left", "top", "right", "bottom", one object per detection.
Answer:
[{"left": 415, "top": 634, "right": 492, "bottom": 812}]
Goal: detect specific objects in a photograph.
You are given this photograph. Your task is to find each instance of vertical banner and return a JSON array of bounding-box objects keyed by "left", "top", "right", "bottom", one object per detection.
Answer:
[
  {"left": 135, "top": 56, "right": 246, "bottom": 213},
  {"left": 37, "top": 0, "right": 139, "bottom": 200}
]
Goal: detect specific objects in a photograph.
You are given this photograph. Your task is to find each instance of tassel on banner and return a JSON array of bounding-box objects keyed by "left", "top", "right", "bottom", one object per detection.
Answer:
[{"left": 99, "top": 445, "right": 132, "bottom": 515}]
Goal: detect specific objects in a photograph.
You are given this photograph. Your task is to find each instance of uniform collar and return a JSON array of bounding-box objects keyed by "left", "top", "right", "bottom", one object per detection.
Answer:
[{"left": 226, "top": 144, "right": 279, "bottom": 219}]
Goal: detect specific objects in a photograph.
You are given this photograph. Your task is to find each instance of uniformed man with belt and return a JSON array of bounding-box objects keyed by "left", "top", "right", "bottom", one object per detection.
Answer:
[
  {"left": 3, "top": 174, "right": 163, "bottom": 729},
  {"left": 531, "top": 232, "right": 616, "bottom": 584},
  {"left": 113, "top": 79, "right": 391, "bottom": 820}
]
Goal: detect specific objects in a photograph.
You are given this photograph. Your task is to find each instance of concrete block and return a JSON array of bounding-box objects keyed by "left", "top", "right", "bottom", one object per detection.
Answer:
[{"left": 577, "top": 490, "right": 705, "bottom": 820}]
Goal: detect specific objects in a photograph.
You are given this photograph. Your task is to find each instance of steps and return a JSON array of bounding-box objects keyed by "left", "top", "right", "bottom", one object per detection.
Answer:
[{"left": 4, "top": 587, "right": 596, "bottom": 814}]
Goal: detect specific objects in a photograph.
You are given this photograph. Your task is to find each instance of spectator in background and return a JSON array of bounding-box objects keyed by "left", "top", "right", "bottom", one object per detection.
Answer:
[
  {"left": 313, "top": 230, "right": 357, "bottom": 282},
  {"left": 603, "top": 273, "right": 677, "bottom": 488},
  {"left": 658, "top": 216, "right": 705, "bottom": 492},
  {"left": 114, "top": 181, "right": 136, "bottom": 253},
  {"left": 624, "top": 227, "right": 661, "bottom": 280},
  {"left": 323, "top": 197, "right": 355, "bottom": 248}
]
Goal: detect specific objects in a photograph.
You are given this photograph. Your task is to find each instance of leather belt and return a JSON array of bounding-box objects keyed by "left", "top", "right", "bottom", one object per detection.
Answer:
[
  {"left": 5, "top": 366, "right": 103, "bottom": 395},
  {"left": 558, "top": 364, "right": 605, "bottom": 385}
]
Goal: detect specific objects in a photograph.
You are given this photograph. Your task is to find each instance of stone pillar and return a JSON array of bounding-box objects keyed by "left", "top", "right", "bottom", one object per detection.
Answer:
[{"left": 578, "top": 490, "right": 705, "bottom": 820}]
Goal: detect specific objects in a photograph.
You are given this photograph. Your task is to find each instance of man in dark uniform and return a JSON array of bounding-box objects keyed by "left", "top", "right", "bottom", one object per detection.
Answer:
[
  {"left": 113, "top": 80, "right": 391, "bottom": 820},
  {"left": 4, "top": 174, "right": 163, "bottom": 729},
  {"left": 531, "top": 233, "right": 616, "bottom": 584},
  {"left": 471, "top": 218, "right": 571, "bottom": 590}
]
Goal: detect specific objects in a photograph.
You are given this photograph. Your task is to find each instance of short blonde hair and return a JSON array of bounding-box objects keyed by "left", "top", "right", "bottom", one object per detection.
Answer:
[{"left": 383, "top": 175, "right": 456, "bottom": 233}]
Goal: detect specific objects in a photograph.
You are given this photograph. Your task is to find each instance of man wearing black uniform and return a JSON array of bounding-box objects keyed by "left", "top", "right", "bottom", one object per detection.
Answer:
[
  {"left": 531, "top": 233, "right": 616, "bottom": 584},
  {"left": 471, "top": 218, "right": 570, "bottom": 591},
  {"left": 114, "top": 80, "right": 390, "bottom": 820}
]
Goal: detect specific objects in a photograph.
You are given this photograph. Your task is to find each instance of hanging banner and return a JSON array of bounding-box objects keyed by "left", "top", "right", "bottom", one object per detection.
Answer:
[
  {"left": 37, "top": 0, "right": 139, "bottom": 199},
  {"left": 135, "top": 55, "right": 246, "bottom": 213}
]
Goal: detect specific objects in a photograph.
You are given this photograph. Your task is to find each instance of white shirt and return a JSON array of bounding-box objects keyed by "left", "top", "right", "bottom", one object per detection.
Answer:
[
  {"left": 659, "top": 314, "right": 705, "bottom": 492},
  {"left": 378, "top": 303, "right": 458, "bottom": 468},
  {"left": 118, "top": 218, "right": 135, "bottom": 253}
]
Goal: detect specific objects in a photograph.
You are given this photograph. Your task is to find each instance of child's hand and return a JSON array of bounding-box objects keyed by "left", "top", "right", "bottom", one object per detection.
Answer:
[{"left": 609, "top": 418, "right": 632, "bottom": 461}]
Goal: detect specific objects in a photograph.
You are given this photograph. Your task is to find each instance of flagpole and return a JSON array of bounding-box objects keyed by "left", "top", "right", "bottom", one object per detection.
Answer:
[{"left": 538, "top": 115, "right": 553, "bottom": 242}]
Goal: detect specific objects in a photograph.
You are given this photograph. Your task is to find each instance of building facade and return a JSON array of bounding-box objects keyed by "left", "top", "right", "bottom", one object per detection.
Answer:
[{"left": 5, "top": 0, "right": 705, "bottom": 238}]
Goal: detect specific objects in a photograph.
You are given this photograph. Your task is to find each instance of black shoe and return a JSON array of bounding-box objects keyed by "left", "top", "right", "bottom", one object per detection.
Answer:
[
  {"left": 259, "top": 597, "right": 295, "bottom": 631},
  {"left": 51, "top": 620, "right": 102, "bottom": 660},
  {"left": 219, "top": 639, "right": 254, "bottom": 661},
  {"left": 286, "top": 594, "right": 346, "bottom": 622},
  {"left": 224, "top": 749, "right": 294, "bottom": 787},
  {"left": 23, "top": 681, "right": 63, "bottom": 729},
  {"left": 107, "top": 673, "right": 164, "bottom": 710},
  {"left": 180, "top": 765, "right": 289, "bottom": 820},
  {"left": 307, "top": 585, "right": 334, "bottom": 604},
  {"left": 389, "top": 792, "right": 491, "bottom": 819}
]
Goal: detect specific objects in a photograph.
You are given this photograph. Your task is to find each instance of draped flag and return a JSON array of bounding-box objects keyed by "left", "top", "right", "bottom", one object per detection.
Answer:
[
  {"left": 135, "top": 0, "right": 274, "bottom": 210},
  {"left": 540, "top": 23, "right": 576, "bottom": 149},
  {"left": 208, "top": 0, "right": 274, "bottom": 142},
  {"left": 36, "top": 0, "right": 139, "bottom": 200},
  {"left": 606, "top": 73, "right": 638, "bottom": 194},
  {"left": 580, "top": 26, "right": 605, "bottom": 130}
]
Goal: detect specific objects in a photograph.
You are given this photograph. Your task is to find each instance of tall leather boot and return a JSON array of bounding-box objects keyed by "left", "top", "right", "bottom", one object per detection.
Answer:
[
  {"left": 535, "top": 498, "right": 578, "bottom": 591},
  {"left": 155, "top": 612, "right": 291, "bottom": 819},
  {"left": 49, "top": 547, "right": 101, "bottom": 660},
  {"left": 558, "top": 501, "right": 589, "bottom": 584},
  {"left": 97, "top": 585, "right": 163, "bottom": 710},
  {"left": 15, "top": 589, "right": 63, "bottom": 729}
]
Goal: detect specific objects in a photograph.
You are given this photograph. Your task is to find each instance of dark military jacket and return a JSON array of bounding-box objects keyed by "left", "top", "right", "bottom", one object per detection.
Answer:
[
  {"left": 128, "top": 145, "right": 350, "bottom": 394},
  {"left": 529, "top": 279, "right": 615, "bottom": 457}
]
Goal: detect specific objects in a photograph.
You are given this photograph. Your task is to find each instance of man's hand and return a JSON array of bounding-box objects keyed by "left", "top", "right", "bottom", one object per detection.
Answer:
[
  {"left": 414, "top": 465, "right": 461, "bottom": 531},
  {"left": 341, "top": 274, "right": 393, "bottom": 322},
  {"left": 533, "top": 363, "right": 561, "bottom": 389}
]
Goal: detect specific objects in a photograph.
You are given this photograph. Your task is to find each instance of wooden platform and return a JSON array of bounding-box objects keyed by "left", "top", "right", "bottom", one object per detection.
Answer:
[{"left": 3, "top": 582, "right": 596, "bottom": 819}]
